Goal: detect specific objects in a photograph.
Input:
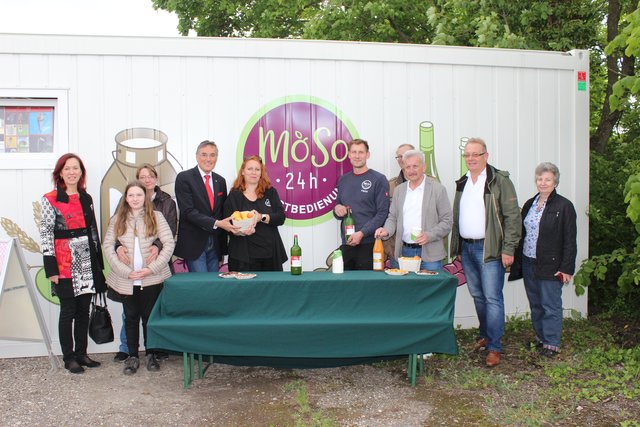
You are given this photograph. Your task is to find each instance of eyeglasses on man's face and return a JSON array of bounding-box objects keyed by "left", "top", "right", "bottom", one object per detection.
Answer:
[{"left": 462, "top": 152, "right": 486, "bottom": 159}]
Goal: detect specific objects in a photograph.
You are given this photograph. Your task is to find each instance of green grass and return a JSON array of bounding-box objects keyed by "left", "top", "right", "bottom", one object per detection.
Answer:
[
  {"left": 283, "top": 379, "right": 337, "bottom": 427},
  {"left": 416, "top": 315, "right": 640, "bottom": 426}
]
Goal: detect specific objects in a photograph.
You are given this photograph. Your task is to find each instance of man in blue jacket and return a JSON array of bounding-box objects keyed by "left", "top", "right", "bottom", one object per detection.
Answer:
[{"left": 334, "top": 139, "right": 389, "bottom": 270}]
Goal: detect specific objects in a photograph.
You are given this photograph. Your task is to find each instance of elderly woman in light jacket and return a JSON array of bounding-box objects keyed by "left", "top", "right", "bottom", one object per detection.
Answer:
[{"left": 103, "top": 181, "right": 175, "bottom": 376}]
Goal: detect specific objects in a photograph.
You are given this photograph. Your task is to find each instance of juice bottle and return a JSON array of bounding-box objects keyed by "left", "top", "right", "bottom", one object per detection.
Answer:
[
  {"left": 373, "top": 238, "right": 385, "bottom": 271},
  {"left": 290, "top": 234, "right": 302, "bottom": 275}
]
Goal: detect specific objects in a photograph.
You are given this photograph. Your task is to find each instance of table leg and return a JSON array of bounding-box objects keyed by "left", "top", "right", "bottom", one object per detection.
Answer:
[
  {"left": 190, "top": 353, "right": 195, "bottom": 383},
  {"left": 409, "top": 354, "right": 417, "bottom": 387},
  {"left": 418, "top": 354, "right": 425, "bottom": 376},
  {"left": 198, "top": 354, "right": 204, "bottom": 379},
  {"left": 183, "top": 352, "right": 189, "bottom": 389}
]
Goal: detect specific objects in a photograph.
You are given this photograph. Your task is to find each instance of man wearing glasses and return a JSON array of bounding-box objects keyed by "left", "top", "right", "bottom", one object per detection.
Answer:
[
  {"left": 450, "top": 138, "right": 521, "bottom": 367},
  {"left": 174, "top": 140, "right": 239, "bottom": 272}
]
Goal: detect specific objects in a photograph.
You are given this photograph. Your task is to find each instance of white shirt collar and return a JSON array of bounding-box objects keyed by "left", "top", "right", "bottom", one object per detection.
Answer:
[
  {"left": 407, "top": 175, "right": 426, "bottom": 192},
  {"left": 466, "top": 167, "right": 487, "bottom": 179},
  {"left": 197, "top": 166, "right": 212, "bottom": 178}
]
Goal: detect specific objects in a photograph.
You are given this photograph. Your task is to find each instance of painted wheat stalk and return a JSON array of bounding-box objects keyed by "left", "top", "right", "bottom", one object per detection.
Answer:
[
  {"left": 33, "top": 201, "right": 41, "bottom": 228},
  {"left": 0, "top": 217, "right": 41, "bottom": 253}
]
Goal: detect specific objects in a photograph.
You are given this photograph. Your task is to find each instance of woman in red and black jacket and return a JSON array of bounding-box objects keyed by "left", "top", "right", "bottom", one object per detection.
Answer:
[{"left": 40, "top": 153, "right": 106, "bottom": 373}]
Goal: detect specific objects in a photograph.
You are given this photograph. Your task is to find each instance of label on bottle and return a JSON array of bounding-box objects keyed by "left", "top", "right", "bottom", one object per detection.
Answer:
[
  {"left": 291, "top": 256, "right": 302, "bottom": 267},
  {"left": 373, "top": 259, "right": 383, "bottom": 270},
  {"left": 345, "top": 225, "right": 355, "bottom": 236}
]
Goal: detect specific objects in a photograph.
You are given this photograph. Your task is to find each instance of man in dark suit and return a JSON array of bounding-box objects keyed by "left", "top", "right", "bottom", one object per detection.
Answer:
[{"left": 175, "top": 140, "right": 239, "bottom": 272}]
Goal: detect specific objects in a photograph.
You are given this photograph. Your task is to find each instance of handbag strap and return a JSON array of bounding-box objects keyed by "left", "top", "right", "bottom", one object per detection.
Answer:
[{"left": 94, "top": 292, "right": 108, "bottom": 309}]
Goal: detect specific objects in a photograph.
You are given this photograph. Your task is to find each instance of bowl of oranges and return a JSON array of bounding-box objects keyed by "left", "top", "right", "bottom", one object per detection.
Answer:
[
  {"left": 398, "top": 256, "right": 421, "bottom": 272},
  {"left": 231, "top": 210, "right": 256, "bottom": 234}
]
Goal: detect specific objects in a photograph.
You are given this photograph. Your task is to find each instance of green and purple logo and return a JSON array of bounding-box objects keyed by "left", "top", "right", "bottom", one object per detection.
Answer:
[{"left": 238, "top": 96, "right": 359, "bottom": 225}]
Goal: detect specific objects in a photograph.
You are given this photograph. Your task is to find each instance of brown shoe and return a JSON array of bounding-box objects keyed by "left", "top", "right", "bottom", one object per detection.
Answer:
[
  {"left": 486, "top": 351, "right": 501, "bottom": 367},
  {"left": 473, "top": 338, "right": 488, "bottom": 352}
]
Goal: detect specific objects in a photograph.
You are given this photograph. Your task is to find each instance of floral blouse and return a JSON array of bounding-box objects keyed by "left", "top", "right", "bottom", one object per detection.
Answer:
[{"left": 523, "top": 195, "right": 545, "bottom": 259}]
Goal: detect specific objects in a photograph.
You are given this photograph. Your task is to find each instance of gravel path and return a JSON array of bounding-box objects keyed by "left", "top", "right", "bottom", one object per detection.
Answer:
[{"left": 0, "top": 353, "right": 432, "bottom": 426}]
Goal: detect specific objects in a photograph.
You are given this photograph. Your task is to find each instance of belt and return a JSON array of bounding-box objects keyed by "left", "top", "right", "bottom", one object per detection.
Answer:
[
  {"left": 402, "top": 242, "right": 421, "bottom": 249},
  {"left": 462, "top": 238, "right": 484, "bottom": 244},
  {"left": 54, "top": 227, "right": 89, "bottom": 239}
]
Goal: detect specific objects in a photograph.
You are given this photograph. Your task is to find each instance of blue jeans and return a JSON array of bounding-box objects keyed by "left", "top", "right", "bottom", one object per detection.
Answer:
[
  {"left": 391, "top": 245, "right": 443, "bottom": 270},
  {"left": 119, "top": 311, "right": 128, "bottom": 353},
  {"left": 522, "top": 255, "right": 563, "bottom": 349},
  {"left": 186, "top": 236, "right": 220, "bottom": 272},
  {"left": 461, "top": 240, "right": 506, "bottom": 352}
]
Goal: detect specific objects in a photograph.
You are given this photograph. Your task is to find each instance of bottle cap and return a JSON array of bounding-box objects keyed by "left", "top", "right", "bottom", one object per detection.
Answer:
[{"left": 333, "top": 250, "right": 342, "bottom": 259}]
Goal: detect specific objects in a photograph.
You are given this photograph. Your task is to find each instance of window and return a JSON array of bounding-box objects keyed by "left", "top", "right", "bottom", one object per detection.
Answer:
[{"left": 0, "top": 89, "right": 68, "bottom": 169}]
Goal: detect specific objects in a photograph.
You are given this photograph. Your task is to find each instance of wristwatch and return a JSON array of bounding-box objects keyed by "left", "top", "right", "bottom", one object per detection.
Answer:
[{"left": 261, "top": 214, "right": 268, "bottom": 223}]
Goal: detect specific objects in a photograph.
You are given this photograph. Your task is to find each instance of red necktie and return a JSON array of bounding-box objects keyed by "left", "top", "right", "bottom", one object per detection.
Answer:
[{"left": 204, "top": 174, "right": 214, "bottom": 210}]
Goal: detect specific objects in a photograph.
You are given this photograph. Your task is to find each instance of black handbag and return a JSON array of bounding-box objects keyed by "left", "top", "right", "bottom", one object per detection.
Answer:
[{"left": 89, "top": 292, "right": 114, "bottom": 344}]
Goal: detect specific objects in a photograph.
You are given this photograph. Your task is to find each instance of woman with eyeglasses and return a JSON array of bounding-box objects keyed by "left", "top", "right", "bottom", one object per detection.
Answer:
[
  {"left": 136, "top": 163, "right": 177, "bottom": 237},
  {"left": 223, "top": 156, "right": 288, "bottom": 271}
]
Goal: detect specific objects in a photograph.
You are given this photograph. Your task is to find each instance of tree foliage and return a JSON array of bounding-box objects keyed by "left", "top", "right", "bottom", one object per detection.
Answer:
[
  {"left": 153, "top": 0, "right": 604, "bottom": 50},
  {"left": 572, "top": 2, "right": 640, "bottom": 315},
  {"left": 575, "top": 141, "right": 640, "bottom": 315},
  {"left": 606, "top": 1, "right": 640, "bottom": 112}
]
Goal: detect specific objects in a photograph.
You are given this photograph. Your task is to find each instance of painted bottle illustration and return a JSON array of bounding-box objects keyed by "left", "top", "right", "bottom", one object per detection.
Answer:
[
  {"left": 459, "top": 137, "right": 469, "bottom": 175},
  {"left": 419, "top": 121, "right": 440, "bottom": 182},
  {"left": 100, "top": 128, "right": 179, "bottom": 237},
  {"left": 419, "top": 121, "right": 448, "bottom": 260}
]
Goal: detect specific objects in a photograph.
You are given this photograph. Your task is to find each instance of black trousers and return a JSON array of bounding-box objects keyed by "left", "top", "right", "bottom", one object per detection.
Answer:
[
  {"left": 341, "top": 242, "right": 374, "bottom": 270},
  {"left": 122, "top": 284, "right": 163, "bottom": 357},
  {"left": 58, "top": 293, "right": 92, "bottom": 362}
]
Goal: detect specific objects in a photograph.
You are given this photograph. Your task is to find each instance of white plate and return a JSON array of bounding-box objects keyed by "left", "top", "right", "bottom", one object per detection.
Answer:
[
  {"left": 415, "top": 270, "right": 438, "bottom": 276},
  {"left": 384, "top": 269, "right": 408, "bottom": 276},
  {"left": 234, "top": 273, "right": 256, "bottom": 280},
  {"left": 218, "top": 272, "right": 238, "bottom": 279}
]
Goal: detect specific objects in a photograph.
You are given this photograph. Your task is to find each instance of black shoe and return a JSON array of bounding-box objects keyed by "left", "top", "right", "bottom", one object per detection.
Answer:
[
  {"left": 113, "top": 352, "right": 129, "bottom": 362},
  {"left": 155, "top": 351, "right": 169, "bottom": 360},
  {"left": 64, "top": 359, "right": 85, "bottom": 374},
  {"left": 526, "top": 340, "right": 544, "bottom": 350},
  {"left": 123, "top": 356, "right": 140, "bottom": 375},
  {"left": 76, "top": 355, "right": 101, "bottom": 368},
  {"left": 146, "top": 354, "right": 160, "bottom": 372},
  {"left": 539, "top": 347, "right": 559, "bottom": 358}
]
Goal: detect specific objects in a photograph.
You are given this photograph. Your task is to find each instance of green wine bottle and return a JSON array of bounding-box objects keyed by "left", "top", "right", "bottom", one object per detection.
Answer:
[
  {"left": 290, "top": 234, "right": 302, "bottom": 275},
  {"left": 344, "top": 206, "right": 355, "bottom": 238}
]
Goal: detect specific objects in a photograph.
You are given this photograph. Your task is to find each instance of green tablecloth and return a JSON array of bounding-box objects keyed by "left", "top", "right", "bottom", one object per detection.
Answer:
[{"left": 147, "top": 271, "right": 458, "bottom": 359}]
